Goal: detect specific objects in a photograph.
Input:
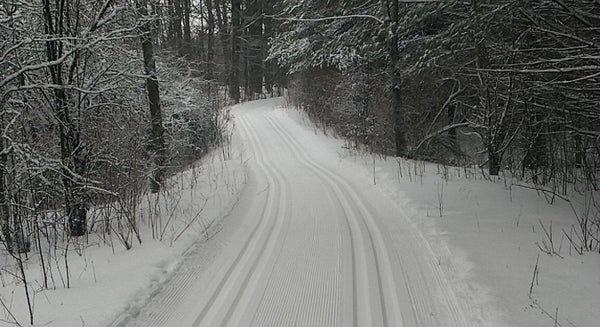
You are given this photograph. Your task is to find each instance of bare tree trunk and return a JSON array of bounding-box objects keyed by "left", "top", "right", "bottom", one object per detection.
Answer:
[
  {"left": 150, "top": 0, "right": 165, "bottom": 44},
  {"left": 229, "top": 0, "right": 241, "bottom": 103},
  {"left": 167, "top": 0, "right": 175, "bottom": 45},
  {"left": 246, "top": 0, "right": 264, "bottom": 96},
  {"left": 183, "top": 0, "right": 191, "bottom": 55},
  {"left": 174, "top": 0, "right": 183, "bottom": 52},
  {"left": 205, "top": 0, "right": 215, "bottom": 80},
  {"left": 0, "top": 151, "right": 12, "bottom": 252},
  {"left": 42, "top": 0, "right": 87, "bottom": 236},
  {"left": 383, "top": 0, "right": 407, "bottom": 157},
  {"left": 523, "top": 108, "right": 548, "bottom": 182},
  {"left": 243, "top": 40, "right": 249, "bottom": 100},
  {"left": 137, "top": 0, "right": 167, "bottom": 193},
  {"left": 470, "top": 0, "right": 500, "bottom": 175},
  {"left": 263, "top": 3, "right": 274, "bottom": 95}
]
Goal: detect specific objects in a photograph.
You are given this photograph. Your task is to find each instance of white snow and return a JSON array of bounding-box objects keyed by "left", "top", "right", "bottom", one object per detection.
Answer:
[
  {"left": 0, "top": 147, "right": 246, "bottom": 327},
  {"left": 278, "top": 99, "right": 600, "bottom": 327},
  {"left": 1, "top": 97, "right": 598, "bottom": 327}
]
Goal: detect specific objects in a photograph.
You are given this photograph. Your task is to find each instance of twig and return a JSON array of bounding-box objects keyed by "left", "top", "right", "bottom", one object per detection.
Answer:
[
  {"left": 172, "top": 199, "right": 209, "bottom": 243},
  {"left": 0, "top": 294, "right": 22, "bottom": 326}
]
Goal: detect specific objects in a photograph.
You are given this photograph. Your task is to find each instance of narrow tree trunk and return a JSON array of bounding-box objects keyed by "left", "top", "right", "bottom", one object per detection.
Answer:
[
  {"left": 215, "top": 0, "right": 231, "bottom": 85},
  {"left": 0, "top": 104, "right": 11, "bottom": 249},
  {"left": 57, "top": 88, "right": 87, "bottom": 236},
  {"left": 247, "top": 0, "right": 264, "bottom": 95},
  {"left": 471, "top": 0, "right": 499, "bottom": 175},
  {"left": 219, "top": 29, "right": 231, "bottom": 85},
  {"left": 174, "top": 0, "right": 183, "bottom": 52},
  {"left": 167, "top": 0, "right": 175, "bottom": 45},
  {"left": 489, "top": 148, "right": 501, "bottom": 176},
  {"left": 523, "top": 109, "right": 547, "bottom": 175},
  {"left": 137, "top": 0, "right": 167, "bottom": 193},
  {"left": 43, "top": 0, "right": 87, "bottom": 236},
  {"left": 391, "top": 71, "right": 406, "bottom": 157},
  {"left": 150, "top": 0, "right": 165, "bottom": 44},
  {"left": 205, "top": 0, "right": 215, "bottom": 80},
  {"left": 243, "top": 43, "right": 249, "bottom": 99},
  {"left": 0, "top": 153, "right": 12, "bottom": 252},
  {"left": 183, "top": 0, "right": 191, "bottom": 55},
  {"left": 263, "top": 7, "right": 274, "bottom": 95},
  {"left": 229, "top": 0, "right": 241, "bottom": 103},
  {"left": 447, "top": 103, "right": 457, "bottom": 143},
  {"left": 383, "top": 0, "right": 407, "bottom": 157},
  {"left": 574, "top": 133, "right": 584, "bottom": 168}
]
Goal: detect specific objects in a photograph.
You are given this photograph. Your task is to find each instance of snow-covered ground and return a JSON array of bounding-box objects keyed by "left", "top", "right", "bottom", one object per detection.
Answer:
[
  {"left": 0, "top": 144, "right": 246, "bottom": 326},
  {"left": 279, "top": 99, "right": 600, "bottom": 327},
  {"left": 2, "top": 97, "right": 598, "bottom": 327}
]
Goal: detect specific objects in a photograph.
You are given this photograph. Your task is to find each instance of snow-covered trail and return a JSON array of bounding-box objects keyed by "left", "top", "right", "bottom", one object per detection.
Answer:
[{"left": 124, "top": 98, "right": 481, "bottom": 327}]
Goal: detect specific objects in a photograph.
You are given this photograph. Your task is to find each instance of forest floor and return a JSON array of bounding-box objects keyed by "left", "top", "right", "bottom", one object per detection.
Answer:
[{"left": 1, "top": 97, "right": 598, "bottom": 327}]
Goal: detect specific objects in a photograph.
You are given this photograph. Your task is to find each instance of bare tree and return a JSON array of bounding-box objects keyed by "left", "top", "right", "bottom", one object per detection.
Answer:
[{"left": 136, "top": 0, "right": 167, "bottom": 193}]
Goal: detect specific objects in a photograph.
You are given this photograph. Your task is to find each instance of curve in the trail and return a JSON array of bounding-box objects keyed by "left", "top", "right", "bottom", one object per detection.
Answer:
[
  {"left": 240, "top": 115, "right": 346, "bottom": 327},
  {"left": 265, "top": 115, "right": 403, "bottom": 327},
  {"left": 221, "top": 117, "right": 293, "bottom": 327},
  {"left": 191, "top": 117, "right": 289, "bottom": 327},
  {"left": 267, "top": 111, "right": 473, "bottom": 327},
  {"left": 237, "top": 115, "right": 354, "bottom": 327},
  {"left": 122, "top": 99, "right": 478, "bottom": 327}
]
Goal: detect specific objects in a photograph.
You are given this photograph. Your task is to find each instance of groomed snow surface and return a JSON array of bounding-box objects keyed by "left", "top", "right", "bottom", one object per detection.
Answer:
[{"left": 1, "top": 97, "right": 598, "bottom": 327}]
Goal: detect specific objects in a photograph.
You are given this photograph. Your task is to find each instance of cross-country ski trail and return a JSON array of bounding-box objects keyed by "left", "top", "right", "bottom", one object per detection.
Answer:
[{"left": 122, "top": 97, "right": 483, "bottom": 327}]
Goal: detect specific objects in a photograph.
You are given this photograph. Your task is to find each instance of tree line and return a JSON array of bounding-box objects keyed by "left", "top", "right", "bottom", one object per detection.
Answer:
[
  {"left": 0, "top": 0, "right": 261, "bottom": 322},
  {"left": 270, "top": 0, "right": 599, "bottom": 185},
  {"left": 267, "top": 0, "right": 599, "bottom": 253},
  {"left": 1, "top": 0, "right": 288, "bottom": 253},
  {"left": 0, "top": 0, "right": 229, "bottom": 268},
  {"left": 151, "top": 0, "right": 285, "bottom": 102}
]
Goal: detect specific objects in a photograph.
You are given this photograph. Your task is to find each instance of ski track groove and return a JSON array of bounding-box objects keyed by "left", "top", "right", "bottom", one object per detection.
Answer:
[
  {"left": 269, "top": 110, "right": 475, "bottom": 327},
  {"left": 189, "top": 115, "right": 287, "bottom": 327},
  {"left": 266, "top": 115, "right": 396, "bottom": 327},
  {"left": 121, "top": 102, "right": 479, "bottom": 327},
  {"left": 240, "top": 115, "right": 295, "bottom": 327},
  {"left": 242, "top": 115, "right": 343, "bottom": 327},
  {"left": 219, "top": 117, "right": 292, "bottom": 327},
  {"left": 268, "top": 112, "right": 479, "bottom": 327},
  {"left": 215, "top": 117, "right": 292, "bottom": 327},
  {"left": 122, "top": 211, "right": 236, "bottom": 326},
  {"left": 240, "top": 119, "right": 310, "bottom": 326},
  {"left": 256, "top": 121, "right": 353, "bottom": 327}
]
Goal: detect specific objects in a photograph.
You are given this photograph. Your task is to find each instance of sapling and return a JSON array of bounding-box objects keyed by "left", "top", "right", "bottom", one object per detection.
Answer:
[
  {"left": 437, "top": 182, "right": 444, "bottom": 217},
  {"left": 0, "top": 294, "right": 22, "bottom": 327},
  {"left": 14, "top": 250, "right": 33, "bottom": 324},
  {"left": 528, "top": 253, "right": 540, "bottom": 298},
  {"left": 536, "top": 219, "right": 561, "bottom": 257},
  {"left": 557, "top": 234, "right": 565, "bottom": 255},
  {"left": 514, "top": 206, "right": 522, "bottom": 228},
  {"left": 372, "top": 155, "right": 376, "bottom": 185},
  {"left": 159, "top": 188, "right": 185, "bottom": 242},
  {"left": 396, "top": 158, "right": 403, "bottom": 180},
  {"left": 172, "top": 199, "right": 208, "bottom": 244}
]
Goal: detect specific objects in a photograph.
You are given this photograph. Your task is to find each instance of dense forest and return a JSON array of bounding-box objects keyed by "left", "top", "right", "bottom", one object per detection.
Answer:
[
  {"left": 0, "top": 0, "right": 599, "bottom": 324},
  {"left": 271, "top": 0, "right": 599, "bottom": 257},
  {"left": 274, "top": 1, "right": 599, "bottom": 181}
]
